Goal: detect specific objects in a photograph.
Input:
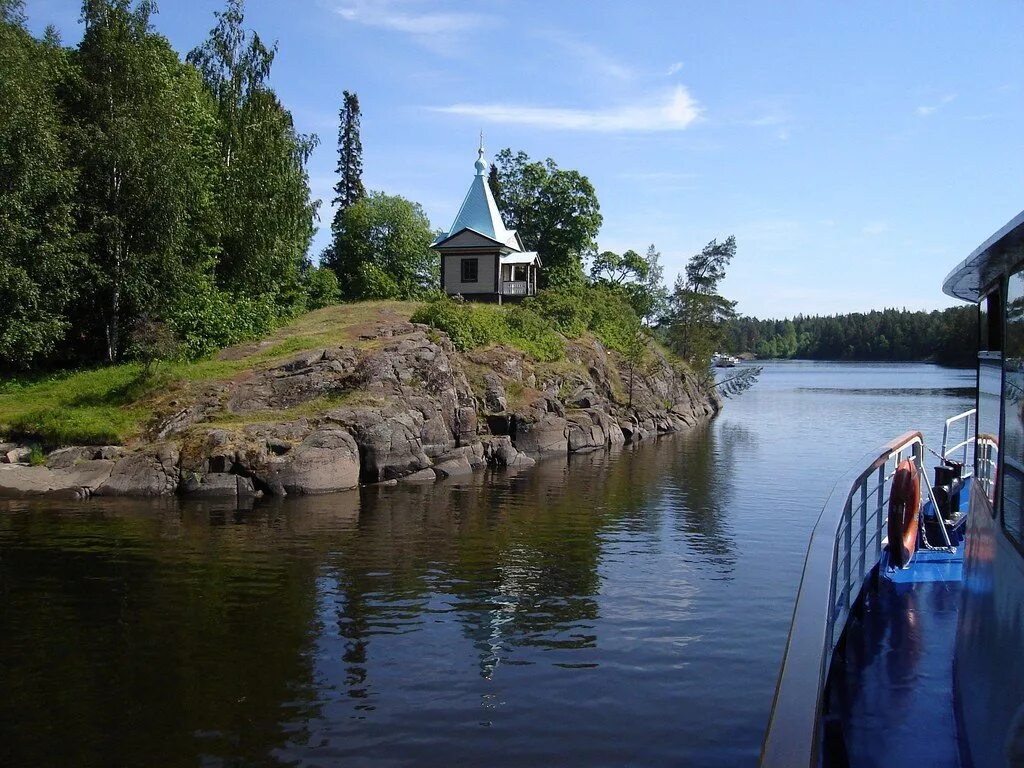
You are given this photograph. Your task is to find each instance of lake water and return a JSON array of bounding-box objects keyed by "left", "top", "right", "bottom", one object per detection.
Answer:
[{"left": 0, "top": 361, "right": 975, "bottom": 767}]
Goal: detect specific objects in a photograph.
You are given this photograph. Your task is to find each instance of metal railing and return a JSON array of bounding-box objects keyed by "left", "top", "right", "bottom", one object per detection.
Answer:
[
  {"left": 941, "top": 407, "right": 976, "bottom": 474},
  {"left": 760, "top": 431, "right": 924, "bottom": 768},
  {"left": 500, "top": 280, "right": 531, "bottom": 296},
  {"left": 976, "top": 434, "right": 998, "bottom": 498}
]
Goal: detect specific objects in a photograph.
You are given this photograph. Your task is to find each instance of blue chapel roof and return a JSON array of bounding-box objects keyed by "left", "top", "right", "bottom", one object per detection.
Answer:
[{"left": 434, "top": 146, "right": 522, "bottom": 251}]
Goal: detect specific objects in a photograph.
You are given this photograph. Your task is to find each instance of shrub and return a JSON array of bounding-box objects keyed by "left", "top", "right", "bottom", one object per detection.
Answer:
[
  {"left": 128, "top": 317, "right": 180, "bottom": 375},
  {"left": 505, "top": 304, "right": 564, "bottom": 361},
  {"left": 525, "top": 288, "right": 591, "bottom": 338},
  {"left": 587, "top": 285, "right": 643, "bottom": 354},
  {"left": 412, "top": 295, "right": 491, "bottom": 350},
  {"left": 412, "top": 296, "right": 563, "bottom": 362},
  {"left": 27, "top": 444, "right": 46, "bottom": 466},
  {"left": 303, "top": 266, "right": 340, "bottom": 309},
  {"left": 526, "top": 284, "right": 643, "bottom": 354},
  {"left": 167, "top": 287, "right": 278, "bottom": 359}
]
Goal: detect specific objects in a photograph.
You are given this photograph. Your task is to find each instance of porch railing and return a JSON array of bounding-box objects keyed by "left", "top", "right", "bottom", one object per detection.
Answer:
[
  {"left": 501, "top": 280, "right": 531, "bottom": 296},
  {"left": 760, "top": 431, "right": 924, "bottom": 767}
]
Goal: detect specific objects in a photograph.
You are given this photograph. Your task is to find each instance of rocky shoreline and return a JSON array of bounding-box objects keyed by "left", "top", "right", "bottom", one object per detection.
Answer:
[{"left": 0, "top": 321, "right": 721, "bottom": 501}]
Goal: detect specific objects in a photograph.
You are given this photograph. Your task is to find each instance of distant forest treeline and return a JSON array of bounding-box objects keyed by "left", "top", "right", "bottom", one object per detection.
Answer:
[{"left": 723, "top": 306, "right": 977, "bottom": 366}]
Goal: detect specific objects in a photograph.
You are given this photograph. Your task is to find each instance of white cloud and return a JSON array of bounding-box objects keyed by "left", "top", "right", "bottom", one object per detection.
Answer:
[
  {"left": 332, "top": 0, "right": 494, "bottom": 39},
  {"left": 432, "top": 86, "right": 702, "bottom": 132},
  {"left": 862, "top": 220, "right": 890, "bottom": 236},
  {"left": 665, "top": 61, "right": 684, "bottom": 76},
  {"left": 535, "top": 31, "right": 635, "bottom": 81},
  {"left": 915, "top": 92, "right": 956, "bottom": 118}
]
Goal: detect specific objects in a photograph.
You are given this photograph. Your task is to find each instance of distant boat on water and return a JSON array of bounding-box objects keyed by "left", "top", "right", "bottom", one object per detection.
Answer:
[{"left": 713, "top": 353, "right": 738, "bottom": 368}]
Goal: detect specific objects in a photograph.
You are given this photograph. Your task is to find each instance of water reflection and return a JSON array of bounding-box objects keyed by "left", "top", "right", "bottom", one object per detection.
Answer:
[{"left": 0, "top": 426, "right": 741, "bottom": 767}]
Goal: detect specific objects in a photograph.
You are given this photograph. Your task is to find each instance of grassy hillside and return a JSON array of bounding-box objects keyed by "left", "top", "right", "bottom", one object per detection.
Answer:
[
  {"left": 2, "top": 293, "right": 691, "bottom": 449},
  {"left": 0, "top": 302, "right": 420, "bottom": 446}
]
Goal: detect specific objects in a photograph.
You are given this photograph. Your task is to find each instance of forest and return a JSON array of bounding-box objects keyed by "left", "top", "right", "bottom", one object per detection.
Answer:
[
  {"left": 723, "top": 306, "right": 978, "bottom": 366},
  {"left": 1, "top": 0, "right": 333, "bottom": 370}
]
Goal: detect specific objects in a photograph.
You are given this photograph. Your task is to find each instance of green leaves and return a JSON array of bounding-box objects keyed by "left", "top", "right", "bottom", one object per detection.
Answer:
[
  {"left": 589, "top": 244, "right": 668, "bottom": 325},
  {"left": 325, "top": 192, "right": 437, "bottom": 301},
  {"left": 664, "top": 237, "right": 739, "bottom": 369},
  {"left": 0, "top": 9, "right": 81, "bottom": 369},
  {"left": 0, "top": 0, "right": 321, "bottom": 371},
  {"left": 492, "top": 149, "right": 602, "bottom": 287},
  {"left": 190, "top": 2, "right": 318, "bottom": 315}
]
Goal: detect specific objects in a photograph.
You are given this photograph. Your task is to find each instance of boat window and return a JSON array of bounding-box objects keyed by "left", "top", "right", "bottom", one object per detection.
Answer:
[
  {"left": 1002, "top": 273, "right": 1024, "bottom": 545},
  {"left": 981, "top": 287, "right": 1002, "bottom": 351}
]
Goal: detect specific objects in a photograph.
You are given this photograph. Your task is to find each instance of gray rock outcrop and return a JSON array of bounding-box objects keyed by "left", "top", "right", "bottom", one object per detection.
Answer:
[
  {"left": 0, "top": 317, "right": 721, "bottom": 499},
  {"left": 94, "top": 445, "right": 179, "bottom": 497},
  {"left": 251, "top": 427, "right": 359, "bottom": 495}
]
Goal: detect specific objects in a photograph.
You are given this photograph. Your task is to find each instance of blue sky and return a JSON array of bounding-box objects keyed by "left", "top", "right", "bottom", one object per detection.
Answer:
[{"left": 26, "top": 0, "right": 1024, "bottom": 318}]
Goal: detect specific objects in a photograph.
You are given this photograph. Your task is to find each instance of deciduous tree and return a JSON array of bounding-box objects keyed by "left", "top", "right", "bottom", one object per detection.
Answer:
[
  {"left": 327, "top": 192, "right": 437, "bottom": 300},
  {"left": 72, "top": 0, "right": 221, "bottom": 361},
  {"left": 492, "top": 148, "right": 602, "bottom": 287},
  {"left": 188, "top": 0, "right": 318, "bottom": 315},
  {"left": 0, "top": 3, "right": 82, "bottom": 368}
]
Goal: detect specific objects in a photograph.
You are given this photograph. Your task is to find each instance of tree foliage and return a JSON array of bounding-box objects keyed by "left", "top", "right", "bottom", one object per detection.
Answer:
[
  {"left": 332, "top": 90, "right": 365, "bottom": 214},
  {"left": 0, "top": 4, "right": 81, "bottom": 368},
  {"left": 72, "top": 0, "right": 222, "bottom": 361},
  {"left": 491, "top": 148, "right": 602, "bottom": 287},
  {"left": 187, "top": 0, "right": 319, "bottom": 313},
  {"left": 589, "top": 243, "right": 668, "bottom": 325},
  {"left": 0, "top": 0, "right": 323, "bottom": 371},
  {"left": 325, "top": 192, "right": 437, "bottom": 300},
  {"left": 664, "top": 237, "right": 738, "bottom": 369}
]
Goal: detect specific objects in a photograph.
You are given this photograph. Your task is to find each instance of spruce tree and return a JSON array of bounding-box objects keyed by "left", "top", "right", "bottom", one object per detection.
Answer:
[
  {"left": 323, "top": 90, "right": 365, "bottom": 282},
  {"left": 333, "top": 90, "right": 365, "bottom": 219}
]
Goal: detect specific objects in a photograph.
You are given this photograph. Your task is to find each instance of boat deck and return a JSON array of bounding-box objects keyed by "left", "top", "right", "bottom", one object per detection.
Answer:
[{"left": 825, "top": 539, "right": 965, "bottom": 767}]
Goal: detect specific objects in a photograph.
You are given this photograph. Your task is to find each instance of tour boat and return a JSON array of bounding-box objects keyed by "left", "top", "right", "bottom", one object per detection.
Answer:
[{"left": 761, "top": 209, "right": 1024, "bottom": 767}]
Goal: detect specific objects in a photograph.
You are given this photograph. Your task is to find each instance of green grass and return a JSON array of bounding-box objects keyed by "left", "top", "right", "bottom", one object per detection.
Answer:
[
  {"left": 0, "top": 363, "right": 155, "bottom": 445},
  {"left": 0, "top": 301, "right": 422, "bottom": 447}
]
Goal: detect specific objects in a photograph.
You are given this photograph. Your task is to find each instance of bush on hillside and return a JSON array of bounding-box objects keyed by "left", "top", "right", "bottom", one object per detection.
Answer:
[
  {"left": 524, "top": 285, "right": 643, "bottom": 355},
  {"left": 411, "top": 296, "right": 564, "bottom": 361},
  {"left": 167, "top": 286, "right": 278, "bottom": 360},
  {"left": 412, "top": 284, "right": 645, "bottom": 361},
  {"left": 303, "top": 265, "right": 341, "bottom": 310}
]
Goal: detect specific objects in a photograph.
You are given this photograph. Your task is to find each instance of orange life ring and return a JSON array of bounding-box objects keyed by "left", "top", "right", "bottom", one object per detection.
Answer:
[{"left": 887, "top": 459, "right": 921, "bottom": 567}]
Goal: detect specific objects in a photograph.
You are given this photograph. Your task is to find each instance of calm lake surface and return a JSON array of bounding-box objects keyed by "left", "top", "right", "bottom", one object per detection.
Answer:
[{"left": 0, "top": 361, "right": 975, "bottom": 767}]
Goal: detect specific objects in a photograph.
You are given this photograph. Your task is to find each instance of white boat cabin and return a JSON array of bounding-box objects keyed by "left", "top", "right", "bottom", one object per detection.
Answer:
[{"left": 431, "top": 145, "right": 541, "bottom": 303}]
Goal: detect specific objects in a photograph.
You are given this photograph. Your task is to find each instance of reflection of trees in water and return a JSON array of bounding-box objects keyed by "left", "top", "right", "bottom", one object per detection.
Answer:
[
  {"left": 0, "top": 422, "right": 748, "bottom": 765},
  {"left": 664, "top": 422, "right": 748, "bottom": 570},
  {"left": 325, "top": 430, "right": 743, "bottom": 680},
  {"left": 340, "top": 466, "right": 607, "bottom": 680},
  {"left": 0, "top": 497, "right": 330, "bottom": 768}
]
